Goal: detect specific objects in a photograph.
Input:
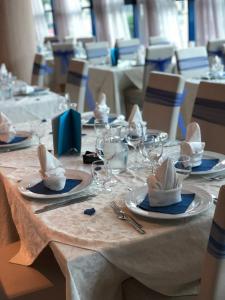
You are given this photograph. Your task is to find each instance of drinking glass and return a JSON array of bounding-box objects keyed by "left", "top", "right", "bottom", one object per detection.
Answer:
[
  {"left": 91, "top": 160, "right": 112, "bottom": 192},
  {"left": 127, "top": 122, "right": 143, "bottom": 169},
  {"left": 174, "top": 155, "right": 192, "bottom": 183},
  {"left": 94, "top": 119, "right": 108, "bottom": 137}
]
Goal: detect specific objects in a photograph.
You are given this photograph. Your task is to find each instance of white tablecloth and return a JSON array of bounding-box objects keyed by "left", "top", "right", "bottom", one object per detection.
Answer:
[{"left": 0, "top": 126, "right": 222, "bottom": 300}]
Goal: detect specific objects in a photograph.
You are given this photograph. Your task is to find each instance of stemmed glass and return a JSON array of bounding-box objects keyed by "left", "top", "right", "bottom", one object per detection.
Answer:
[
  {"left": 174, "top": 155, "right": 192, "bottom": 184},
  {"left": 91, "top": 160, "right": 112, "bottom": 192},
  {"left": 126, "top": 122, "right": 143, "bottom": 169}
]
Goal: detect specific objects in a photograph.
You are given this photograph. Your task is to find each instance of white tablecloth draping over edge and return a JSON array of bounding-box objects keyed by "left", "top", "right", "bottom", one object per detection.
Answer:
[{"left": 0, "top": 128, "right": 221, "bottom": 300}]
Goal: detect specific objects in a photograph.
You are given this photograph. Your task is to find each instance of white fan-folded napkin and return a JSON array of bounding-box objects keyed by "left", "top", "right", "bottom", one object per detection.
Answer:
[
  {"left": 38, "top": 144, "right": 66, "bottom": 191},
  {"left": 128, "top": 104, "right": 143, "bottom": 125},
  {"left": 147, "top": 158, "right": 182, "bottom": 207},
  {"left": 0, "top": 112, "right": 16, "bottom": 143},
  {"left": 94, "top": 93, "right": 110, "bottom": 122},
  {"left": 180, "top": 122, "right": 205, "bottom": 167}
]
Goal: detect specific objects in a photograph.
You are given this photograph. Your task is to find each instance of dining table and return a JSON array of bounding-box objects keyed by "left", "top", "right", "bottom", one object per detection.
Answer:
[{"left": 0, "top": 121, "right": 224, "bottom": 300}]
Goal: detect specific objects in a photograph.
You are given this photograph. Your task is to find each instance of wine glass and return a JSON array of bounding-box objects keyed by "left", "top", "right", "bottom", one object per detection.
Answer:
[
  {"left": 174, "top": 155, "right": 192, "bottom": 184},
  {"left": 91, "top": 160, "right": 112, "bottom": 192},
  {"left": 94, "top": 119, "right": 108, "bottom": 137},
  {"left": 127, "top": 122, "right": 143, "bottom": 169}
]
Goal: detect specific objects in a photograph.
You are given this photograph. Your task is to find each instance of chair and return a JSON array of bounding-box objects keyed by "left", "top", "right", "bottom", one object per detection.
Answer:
[
  {"left": 192, "top": 81, "right": 225, "bottom": 154},
  {"left": 85, "top": 41, "right": 110, "bottom": 65},
  {"left": 44, "top": 36, "right": 59, "bottom": 44},
  {"left": 31, "top": 53, "right": 52, "bottom": 87},
  {"left": 207, "top": 38, "right": 225, "bottom": 65},
  {"left": 0, "top": 241, "right": 65, "bottom": 300},
  {"left": 123, "top": 184, "right": 225, "bottom": 300},
  {"left": 63, "top": 36, "right": 74, "bottom": 44},
  {"left": 52, "top": 42, "right": 75, "bottom": 91},
  {"left": 149, "top": 35, "right": 170, "bottom": 46},
  {"left": 175, "top": 46, "right": 209, "bottom": 78},
  {"left": 123, "top": 45, "right": 175, "bottom": 117},
  {"left": 142, "top": 71, "right": 185, "bottom": 141},
  {"left": 65, "top": 59, "right": 89, "bottom": 113},
  {"left": 77, "top": 36, "right": 96, "bottom": 46},
  {"left": 115, "top": 38, "right": 140, "bottom": 62}
]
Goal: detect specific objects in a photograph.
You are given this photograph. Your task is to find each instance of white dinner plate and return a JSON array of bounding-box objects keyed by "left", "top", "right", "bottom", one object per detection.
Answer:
[
  {"left": 0, "top": 131, "right": 33, "bottom": 151},
  {"left": 19, "top": 169, "right": 92, "bottom": 200},
  {"left": 125, "top": 184, "right": 212, "bottom": 220}
]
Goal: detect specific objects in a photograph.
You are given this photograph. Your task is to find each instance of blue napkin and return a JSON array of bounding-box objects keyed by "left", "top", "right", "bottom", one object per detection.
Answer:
[
  {"left": 87, "top": 116, "right": 117, "bottom": 125},
  {"left": 52, "top": 109, "right": 81, "bottom": 156},
  {"left": 138, "top": 193, "right": 195, "bottom": 215},
  {"left": 0, "top": 136, "right": 27, "bottom": 145},
  {"left": 192, "top": 159, "right": 219, "bottom": 172},
  {"left": 27, "top": 178, "right": 82, "bottom": 195}
]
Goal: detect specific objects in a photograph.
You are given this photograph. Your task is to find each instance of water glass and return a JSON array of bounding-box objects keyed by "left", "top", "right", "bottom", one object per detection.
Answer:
[
  {"left": 91, "top": 160, "right": 112, "bottom": 192},
  {"left": 94, "top": 119, "right": 108, "bottom": 137},
  {"left": 174, "top": 155, "right": 192, "bottom": 183},
  {"left": 127, "top": 122, "right": 143, "bottom": 169}
]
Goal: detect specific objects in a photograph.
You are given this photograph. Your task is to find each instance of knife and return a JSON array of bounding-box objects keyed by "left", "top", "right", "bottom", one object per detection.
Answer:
[{"left": 34, "top": 194, "right": 95, "bottom": 214}]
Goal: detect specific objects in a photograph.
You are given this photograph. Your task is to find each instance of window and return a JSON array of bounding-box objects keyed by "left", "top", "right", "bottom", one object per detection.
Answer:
[
  {"left": 175, "top": 0, "right": 188, "bottom": 47},
  {"left": 123, "top": 4, "right": 134, "bottom": 37},
  {"left": 80, "top": 0, "right": 93, "bottom": 37},
  {"left": 42, "top": 0, "right": 55, "bottom": 36}
]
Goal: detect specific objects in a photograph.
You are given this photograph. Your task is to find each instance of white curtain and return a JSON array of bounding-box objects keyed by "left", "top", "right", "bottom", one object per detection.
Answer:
[
  {"left": 142, "top": 0, "right": 183, "bottom": 48},
  {"left": 53, "top": 0, "right": 84, "bottom": 40},
  {"left": 195, "top": 0, "right": 225, "bottom": 45},
  {"left": 31, "top": 0, "right": 49, "bottom": 45},
  {"left": 93, "top": 0, "right": 131, "bottom": 46}
]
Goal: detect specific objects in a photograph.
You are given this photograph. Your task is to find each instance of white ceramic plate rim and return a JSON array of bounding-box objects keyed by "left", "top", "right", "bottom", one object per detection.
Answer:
[
  {"left": 191, "top": 151, "right": 225, "bottom": 175},
  {"left": 19, "top": 169, "right": 92, "bottom": 200},
  {"left": 125, "top": 184, "right": 212, "bottom": 220},
  {"left": 0, "top": 131, "right": 32, "bottom": 149}
]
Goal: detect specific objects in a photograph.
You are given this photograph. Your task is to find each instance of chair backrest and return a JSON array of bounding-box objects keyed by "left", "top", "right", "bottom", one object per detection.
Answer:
[
  {"left": 52, "top": 42, "right": 75, "bottom": 85},
  {"left": 85, "top": 41, "right": 109, "bottom": 65},
  {"left": 143, "top": 71, "right": 185, "bottom": 140},
  {"left": 63, "top": 36, "right": 74, "bottom": 44},
  {"left": 77, "top": 36, "right": 96, "bottom": 46},
  {"left": 207, "top": 39, "right": 225, "bottom": 65},
  {"left": 192, "top": 81, "right": 225, "bottom": 154},
  {"left": 115, "top": 38, "right": 140, "bottom": 61},
  {"left": 31, "top": 53, "right": 51, "bottom": 87},
  {"left": 175, "top": 46, "right": 209, "bottom": 78},
  {"left": 65, "top": 59, "right": 89, "bottom": 113},
  {"left": 44, "top": 36, "right": 59, "bottom": 44},
  {"left": 199, "top": 185, "right": 225, "bottom": 299},
  {"left": 149, "top": 35, "right": 170, "bottom": 46}
]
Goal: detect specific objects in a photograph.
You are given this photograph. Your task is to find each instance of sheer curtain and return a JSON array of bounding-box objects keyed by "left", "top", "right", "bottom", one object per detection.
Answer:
[
  {"left": 31, "top": 0, "right": 49, "bottom": 45},
  {"left": 53, "top": 0, "right": 83, "bottom": 40},
  {"left": 142, "top": 0, "right": 183, "bottom": 48},
  {"left": 195, "top": 0, "right": 225, "bottom": 45},
  {"left": 93, "top": 0, "right": 130, "bottom": 46}
]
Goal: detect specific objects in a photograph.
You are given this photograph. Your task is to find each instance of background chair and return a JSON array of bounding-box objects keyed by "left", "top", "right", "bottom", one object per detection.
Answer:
[
  {"left": 122, "top": 184, "right": 225, "bottom": 300},
  {"left": 175, "top": 46, "right": 209, "bottom": 78},
  {"left": 142, "top": 71, "right": 185, "bottom": 141},
  {"left": 65, "top": 59, "right": 89, "bottom": 113},
  {"left": 207, "top": 38, "right": 225, "bottom": 65},
  {"left": 192, "top": 81, "right": 225, "bottom": 154},
  {"left": 31, "top": 53, "right": 52, "bottom": 87},
  {"left": 0, "top": 242, "right": 65, "bottom": 300},
  {"left": 44, "top": 36, "right": 59, "bottom": 44},
  {"left": 115, "top": 38, "right": 140, "bottom": 62},
  {"left": 77, "top": 36, "right": 96, "bottom": 47},
  {"left": 149, "top": 35, "right": 170, "bottom": 46},
  {"left": 52, "top": 42, "right": 75, "bottom": 92},
  {"left": 85, "top": 41, "right": 110, "bottom": 65}
]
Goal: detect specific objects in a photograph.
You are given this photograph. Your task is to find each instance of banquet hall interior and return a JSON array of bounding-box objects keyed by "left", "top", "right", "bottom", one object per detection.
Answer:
[{"left": 1, "top": 0, "right": 225, "bottom": 300}]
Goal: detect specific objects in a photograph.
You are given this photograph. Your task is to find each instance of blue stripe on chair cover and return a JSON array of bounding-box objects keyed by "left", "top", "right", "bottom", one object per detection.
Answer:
[
  {"left": 145, "top": 57, "right": 172, "bottom": 72},
  {"left": 67, "top": 71, "right": 88, "bottom": 86},
  {"left": 87, "top": 48, "right": 108, "bottom": 59},
  {"left": 193, "top": 97, "right": 225, "bottom": 126},
  {"left": 208, "top": 50, "right": 223, "bottom": 58},
  {"left": 53, "top": 50, "right": 75, "bottom": 74},
  {"left": 208, "top": 221, "right": 225, "bottom": 259},
  {"left": 178, "top": 56, "right": 209, "bottom": 71},
  {"left": 118, "top": 45, "right": 139, "bottom": 55},
  {"left": 145, "top": 87, "right": 184, "bottom": 107},
  {"left": 33, "top": 63, "right": 53, "bottom": 76}
]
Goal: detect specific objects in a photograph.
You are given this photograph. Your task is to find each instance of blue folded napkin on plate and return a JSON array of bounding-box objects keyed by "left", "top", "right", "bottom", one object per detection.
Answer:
[
  {"left": 0, "top": 136, "right": 27, "bottom": 145},
  {"left": 192, "top": 159, "right": 219, "bottom": 172},
  {"left": 27, "top": 178, "right": 82, "bottom": 195},
  {"left": 87, "top": 116, "right": 117, "bottom": 125},
  {"left": 138, "top": 193, "right": 195, "bottom": 214}
]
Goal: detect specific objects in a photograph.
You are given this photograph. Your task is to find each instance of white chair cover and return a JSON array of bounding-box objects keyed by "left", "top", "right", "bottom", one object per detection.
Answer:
[
  {"left": 31, "top": 53, "right": 52, "bottom": 87},
  {"left": 149, "top": 35, "right": 170, "bottom": 46},
  {"left": 192, "top": 81, "right": 225, "bottom": 154},
  {"left": 116, "top": 38, "right": 140, "bottom": 61},
  {"left": 63, "top": 36, "right": 74, "bottom": 44},
  {"left": 175, "top": 47, "right": 209, "bottom": 78},
  {"left": 207, "top": 39, "right": 225, "bottom": 65},
  {"left": 143, "top": 71, "right": 185, "bottom": 140},
  {"left": 85, "top": 41, "right": 109, "bottom": 65},
  {"left": 77, "top": 36, "right": 96, "bottom": 46},
  {"left": 65, "top": 59, "right": 89, "bottom": 113},
  {"left": 44, "top": 36, "right": 59, "bottom": 44},
  {"left": 52, "top": 42, "right": 75, "bottom": 85}
]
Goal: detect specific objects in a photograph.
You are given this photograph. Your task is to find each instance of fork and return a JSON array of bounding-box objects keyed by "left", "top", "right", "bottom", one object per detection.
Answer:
[
  {"left": 111, "top": 201, "right": 143, "bottom": 229},
  {"left": 202, "top": 175, "right": 225, "bottom": 181}
]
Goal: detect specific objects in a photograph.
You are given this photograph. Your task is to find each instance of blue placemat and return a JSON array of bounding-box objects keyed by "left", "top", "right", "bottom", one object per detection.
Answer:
[
  {"left": 138, "top": 193, "right": 195, "bottom": 215},
  {"left": 0, "top": 136, "right": 27, "bottom": 145},
  {"left": 27, "top": 178, "right": 82, "bottom": 195},
  {"left": 87, "top": 116, "right": 117, "bottom": 125},
  {"left": 192, "top": 159, "right": 219, "bottom": 172}
]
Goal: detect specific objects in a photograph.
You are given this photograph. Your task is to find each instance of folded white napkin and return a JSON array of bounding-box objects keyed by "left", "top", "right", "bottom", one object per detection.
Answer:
[
  {"left": 0, "top": 112, "right": 16, "bottom": 143},
  {"left": 0, "top": 64, "right": 8, "bottom": 77},
  {"left": 38, "top": 144, "right": 66, "bottom": 191},
  {"left": 128, "top": 104, "right": 143, "bottom": 125},
  {"left": 147, "top": 158, "right": 181, "bottom": 207},
  {"left": 94, "top": 93, "right": 110, "bottom": 122},
  {"left": 180, "top": 122, "right": 205, "bottom": 167}
]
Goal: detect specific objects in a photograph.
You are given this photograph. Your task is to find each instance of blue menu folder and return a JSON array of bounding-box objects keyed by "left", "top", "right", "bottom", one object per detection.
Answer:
[{"left": 52, "top": 109, "right": 81, "bottom": 156}]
